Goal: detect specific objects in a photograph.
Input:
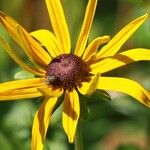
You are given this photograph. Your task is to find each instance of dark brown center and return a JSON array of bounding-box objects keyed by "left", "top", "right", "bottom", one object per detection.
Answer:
[{"left": 46, "top": 54, "right": 90, "bottom": 89}]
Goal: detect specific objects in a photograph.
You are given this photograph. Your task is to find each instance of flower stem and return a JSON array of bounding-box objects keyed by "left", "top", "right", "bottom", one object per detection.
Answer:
[{"left": 75, "top": 121, "right": 84, "bottom": 150}]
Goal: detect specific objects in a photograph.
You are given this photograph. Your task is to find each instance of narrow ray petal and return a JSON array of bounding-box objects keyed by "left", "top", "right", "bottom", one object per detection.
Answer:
[
  {"left": 0, "top": 11, "right": 51, "bottom": 67},
  {"left": 98, "top": 77, "right": 150, "bottom": 107},
  {"left": 78, "top": 74, "right": 100, "bottom": 95},
  {"left": 0, "top": 88, "right": 42, "bottom": 100},
  {"left": 82, "top": 36, "right": 110, "bottom": 61},
  {"left": 30, "top": 29, "right": 61, "bottom": 57},
  {"left": 0, "top": 78, "right": 45, "bottom": 100},
  {"left": 0, "top": 11, "right": 21, "bottom": 45},
  {"left": 62, "top": 89, "right": 80, "bottom": 143},
  {"left": 32, "top": 97, "right": 58, "bottom": 150},
  {"left": 91, "top": 48, "right": 150, "bottom": 74},
  {"left": 96, "top": 14, "right": 148, "bottom": 59},
  {"left": 17, "top": 27, "right": 51, "bottom": 67},
  {"left": 0, "top": 78, "right": 45, "bottom": 93},
  {"left": 37, "top": 84, "right": 64, "bottom": 97},
  {"left": 0, "top": 37, "right": 45, "bottom": 76},
  {"left": 45, "top": 0, "right": 71, "bottom": 53},
  {"left": 74, "top": 0, "right": 97, "bottom": 56}
]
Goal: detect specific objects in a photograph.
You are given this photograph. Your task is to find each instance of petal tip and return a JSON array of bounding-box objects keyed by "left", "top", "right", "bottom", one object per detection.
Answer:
[
  {"left": 68, "top": 136, "right": 74, "bottom": 143},
  {"left": 140, "top": 13, "right": 148, "bottom": 20},
  {"left": 103, "top": 35, "right": 111, "bottom": 42}
]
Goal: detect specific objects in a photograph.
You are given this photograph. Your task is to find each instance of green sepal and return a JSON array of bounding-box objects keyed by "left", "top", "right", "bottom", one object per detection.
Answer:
[{"left": 93, "top": 90, "right": 111, "bottom": 101}]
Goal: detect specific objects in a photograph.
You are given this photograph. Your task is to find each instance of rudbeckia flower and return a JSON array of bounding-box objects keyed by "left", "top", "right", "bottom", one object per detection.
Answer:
[{"left": 0, "top": 0, "right": 150, "bottom": 149}]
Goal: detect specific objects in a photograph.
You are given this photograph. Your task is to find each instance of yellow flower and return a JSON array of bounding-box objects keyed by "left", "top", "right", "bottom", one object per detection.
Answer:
[{"left": 0, "top": 0, "right": 150, "bottom": 149}]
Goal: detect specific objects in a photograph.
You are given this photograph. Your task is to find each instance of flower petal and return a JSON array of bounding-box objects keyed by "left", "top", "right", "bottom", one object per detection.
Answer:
[
  {"left": 0, "top": 11, "right": 21, "bottom": 45},
  {"left": 0, "top": 37, "right": 45, "bottom": 76},
  {"left": 37, "top": 84, "right": 64, "bottom": 97},
  {"left": 62, "top": 89, "right": 80, "bottom": 143},
  {"left": 0, "top": 88, "right": 42, "bottom": 100},
  {"left": 74, "top": 0, "right": 98, "bottom": 56},
  {"left": 32, "top": 97, "right": 58, "bottom": 150},
  {"left": 0, "top": 78, "right": 44, "bottom": 92},
  {"left": 0, "top": 78, "right": 45, "bottom": 100},
  {"left": 0, "top": 11, "right": 51, "bottom": 67},
  {"left": 30, "top": 29, "right": 61, "bottom": 57},
  {"left": 78, "top": 74, "right": 100, "bottom": 95},
  {"left": 45, "top": 0, "right": 71, "bottom": 53},
  {"left": 96, "top": 14, "right": 148, "bottom": 59},
  {"left": 82, "top": 36, "right": 110, "bottom": 62},
  {"left": 17, "top": 27, "right": 51, "bottom": 67},
  {"left": 91, "top": 48, "right": 150, "bottom": 74},
  {"left": 98, "top": 77, "right": 150, "bottom": 107}
]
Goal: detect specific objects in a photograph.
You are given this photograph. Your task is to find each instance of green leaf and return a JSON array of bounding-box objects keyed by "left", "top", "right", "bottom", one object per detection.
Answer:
[{"left": 14, "top": 70, "right": 34, "bottom": 80}]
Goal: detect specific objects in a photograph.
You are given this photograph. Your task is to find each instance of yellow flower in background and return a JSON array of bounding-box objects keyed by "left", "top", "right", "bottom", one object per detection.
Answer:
[{"left": 0, "top": 0, "right": 150, "bottom": 149}]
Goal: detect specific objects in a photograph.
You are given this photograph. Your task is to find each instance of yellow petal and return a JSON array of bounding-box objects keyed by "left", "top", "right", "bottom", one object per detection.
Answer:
[
  {"left": 0, "top": 11, "right": 22, "bottom": 45},
  {"left": 96, "top": 14, "right": 148, "bottom": 59},
  {"left": 74, "top": 0, "right": 97, "bottom": 56},
  {"left": 0, "top": 78, "right": 45, "bottom": 93},
  {"left": 37, "top": 84, "right": 63, "bottom": 97},
  {"left": 0, "top": 11, "right": 51, "bottom": 67},
  {"left": 17, "top": 27, "right": 51, "bottom": 67},
  {"left": 32, "top": 97, "right": 58, "bottom": 150},
  {"left": 0, "top": 37, "right": 45, "bottom": 76},
  {"left": 30, "top": 29, "right": 61, "bottom": 57},
  {"left": 91, "top": 48, "right": 150, "bottom": 74},
  {"left": 98, "top": 77, "right": 150, "bottom": 107},
  {"left": 78, "top": 74, "right": 100, "bottom": 95},
  {"left": 62, "top": 89, "right": 80, "bottom": 143},
  {"left": 45, "top": 0, "right": 71, "bottom": 53},
  {"left": 82, "top": 36, "right": 110, "bottom": 61},
  {"left": 0, "top": 88, "right": 42, "bottom": 100},
  {"left": 0, "top": 78, "right": 45, "bottom": 100}
]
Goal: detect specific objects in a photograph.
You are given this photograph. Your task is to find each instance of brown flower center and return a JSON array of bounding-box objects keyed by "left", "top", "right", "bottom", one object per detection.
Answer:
[{"left": 46, "top": 54, "right": 91, "bottom": 89}]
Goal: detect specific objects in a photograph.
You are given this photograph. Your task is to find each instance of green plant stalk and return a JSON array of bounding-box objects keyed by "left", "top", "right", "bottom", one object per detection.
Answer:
[{"left": 75, "top": 121, "right": 84, "bottom": 150}]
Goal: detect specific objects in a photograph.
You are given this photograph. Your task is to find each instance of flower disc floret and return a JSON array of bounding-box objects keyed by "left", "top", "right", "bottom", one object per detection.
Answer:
[{"left": 46, "top": 54, "right": 90, "bottom": 89}]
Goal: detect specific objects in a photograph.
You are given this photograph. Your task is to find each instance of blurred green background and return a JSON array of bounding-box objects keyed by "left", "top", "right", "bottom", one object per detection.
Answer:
[{"left": 0, "top": 0, "right": 150, "bottom": 150}]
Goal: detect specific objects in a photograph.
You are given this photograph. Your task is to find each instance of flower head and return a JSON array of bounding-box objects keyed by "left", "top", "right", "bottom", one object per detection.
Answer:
[{"left": 0, "top": 0, "right": 150, "bottom": 149}]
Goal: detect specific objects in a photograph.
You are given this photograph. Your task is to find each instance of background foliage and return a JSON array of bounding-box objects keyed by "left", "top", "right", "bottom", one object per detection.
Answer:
[{"left": 0, "top": 0, "right": 150, "bottom": 149}]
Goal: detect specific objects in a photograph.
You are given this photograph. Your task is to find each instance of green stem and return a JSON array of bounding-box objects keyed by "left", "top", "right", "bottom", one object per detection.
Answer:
[{"left": 75, "top": 121, "right": 84, "bottom": 150}]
